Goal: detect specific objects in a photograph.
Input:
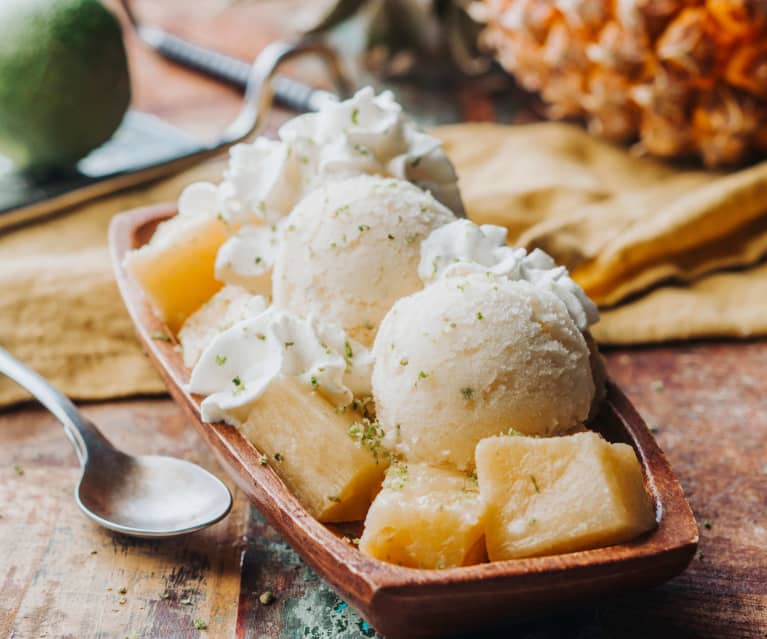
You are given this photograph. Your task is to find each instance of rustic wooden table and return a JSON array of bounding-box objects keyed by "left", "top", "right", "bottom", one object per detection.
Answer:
[{"left": 1, "top": 2, "right": 765, "bottom": 638}]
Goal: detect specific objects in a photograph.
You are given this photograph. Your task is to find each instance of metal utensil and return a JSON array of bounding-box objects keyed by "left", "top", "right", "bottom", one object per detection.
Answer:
[
  {"left": 119, "top": 0, "right": 337, "bottom": 111},
  {"left": 0, "top": 345, "right": 233, "bottom": 537}
]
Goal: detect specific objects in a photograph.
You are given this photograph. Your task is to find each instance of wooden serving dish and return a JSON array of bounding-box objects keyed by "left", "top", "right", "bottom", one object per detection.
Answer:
[{"left": 109, "top": 204, "right": 699, "bottom": 639}]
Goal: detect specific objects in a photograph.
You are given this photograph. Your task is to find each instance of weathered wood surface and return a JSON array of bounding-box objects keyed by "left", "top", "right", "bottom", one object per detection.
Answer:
[
  {"left": 1, "top": 0, "right": 765, "bottom": 637},
  {"left": 2, "top": 342, "right": 765, "bottom": 638}
]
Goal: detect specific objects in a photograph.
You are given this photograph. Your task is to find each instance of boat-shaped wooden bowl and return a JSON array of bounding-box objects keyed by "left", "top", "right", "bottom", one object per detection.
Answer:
[{"left": 109, "top": 204, "right": 698, "bottom": 639}]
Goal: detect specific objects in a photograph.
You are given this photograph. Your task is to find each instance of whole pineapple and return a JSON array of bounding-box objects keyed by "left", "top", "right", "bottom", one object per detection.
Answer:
[{"left": 480, "top": 0, "right": 767, "bottom": 166}]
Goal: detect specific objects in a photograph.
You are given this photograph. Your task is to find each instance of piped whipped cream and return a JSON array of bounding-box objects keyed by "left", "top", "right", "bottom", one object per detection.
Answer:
[
  {"left": 213, "top": 87, "right": 464, "bottom": 227},
  {"left": 215, "top": 219, "right": 288, "bottom": 290},
  {"left": 188, "top": 307, "right": 373, "bottom": 426},
  {"left": 217, "top": 137, "right": 306, "bottom": 225},
  {"left": 178, "top": 288, "right": 268, "bottom": 369},
  {"left": 419, "top": 219, "right": 599, "bottom": 330},
  {"left": 178, "top": 181, "right": 219, "bottom": 218},
  {"left": 279, "top": 87, "right": 464, "bottom": 215}
]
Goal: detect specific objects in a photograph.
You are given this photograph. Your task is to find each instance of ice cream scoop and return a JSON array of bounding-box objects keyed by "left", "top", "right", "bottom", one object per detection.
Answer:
[
  {"left": 200, "top": 88, "right": 465, "bottom": 292},
  {"left": 272, "top": 175, "right": 455, "bottom": 345},
  {"left": 372, "top": 274, "right": 595, "bottom": 470}
]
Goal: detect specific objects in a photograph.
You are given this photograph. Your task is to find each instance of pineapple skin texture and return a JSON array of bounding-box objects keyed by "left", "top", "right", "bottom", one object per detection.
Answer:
[
  {"left": 476, "top": 432, "right": 656, "bottom": 561},
  {"left": 125, "top": 214, "right": 228, "bottom": 332},
  {"left": 482, "top": 0, "right": 767, "bottom": 166},
  {"left": 359, "top": 463, "right": 486, "bottom": 569},
  {"left": 239, "top": 376, "right": 387, "bottom": 523}
]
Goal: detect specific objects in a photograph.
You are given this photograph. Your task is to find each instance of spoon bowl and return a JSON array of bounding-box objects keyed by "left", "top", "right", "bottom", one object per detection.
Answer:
[{"left": 76, "top": 449, "right": 232, "bottom": 537}]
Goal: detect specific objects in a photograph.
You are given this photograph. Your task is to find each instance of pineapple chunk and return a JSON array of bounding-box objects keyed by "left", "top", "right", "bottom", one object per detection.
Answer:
[
  {"left": 359, "top": 463, "right": 486, "bottom": 569},
  {"left": 125, "top": 214, "right": 228, "bottom": 332},
  {"left": 476, "top": 432, "right": 656, "bottom": 561},
  {"left": 239, "top": 376, "right": 387, "bottom": 522},
  {"left": 178, "top": 285, "right": 266, "bottom": 369}
]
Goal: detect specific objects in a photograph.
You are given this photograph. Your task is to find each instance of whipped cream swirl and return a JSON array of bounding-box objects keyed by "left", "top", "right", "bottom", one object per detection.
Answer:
[
  {"left": 211, "top": 87, "right": 463, "bottom": 228},
  {"left": 279, "top": 87, "right": 464, "bottom": 216},
  {"left": 215, "top": 219, "right": 288, "bottom": 290},
  {"left": 419, "top": 219, "right": 599, "bottom": 330},
  {"left": 188, "top": 308, "right": 373, "bottom": 426}
]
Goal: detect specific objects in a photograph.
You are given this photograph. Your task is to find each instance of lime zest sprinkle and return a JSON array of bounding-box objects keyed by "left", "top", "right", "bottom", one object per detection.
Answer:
[
  {"left": 384, "top": 464, "right": 408, "bottom": 490},
  {"left": 348, "top": 419, "right": 386, "bottom": 463}
]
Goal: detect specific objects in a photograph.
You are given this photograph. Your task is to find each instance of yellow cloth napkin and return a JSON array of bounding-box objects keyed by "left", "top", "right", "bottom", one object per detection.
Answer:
[
  {"left": 436, "top": 123, "right": 767, "bottom": 344},
  {"left": 1, "top": 122, "right": 765, "bottom": 406},
  {"left": 0, "top": 159, "right": 225, "bottom": 406}
]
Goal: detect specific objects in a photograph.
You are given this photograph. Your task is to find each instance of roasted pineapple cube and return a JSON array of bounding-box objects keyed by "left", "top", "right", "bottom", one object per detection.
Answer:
[
  {"left": 125, "top": 214, "right": 228, "bottom": 332},
  {"left": 476, "top": 432, "right": 656, "bottom": 560},
  {"left": 239, "top": 376, "right": 387, "bottom": 523},
  {"left": 178, "top": 285, "right": 266, "bottom": 369},
  {"left": 359, "top": 463, "right": 486, "bottom": 569}
]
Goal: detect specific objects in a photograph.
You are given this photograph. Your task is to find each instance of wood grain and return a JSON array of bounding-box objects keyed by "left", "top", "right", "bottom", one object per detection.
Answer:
[
  {"left": 106, "top": 204, "right": 697, "bottom": 638},
  {"left": 596, "top": 342, "right": 767, "bottom": 639},
  {"left": 0, "top": 400, "right": 247, "bottom": 639},
  {"left": 3, "top": 340, "right": 765, "bottom": 637}
]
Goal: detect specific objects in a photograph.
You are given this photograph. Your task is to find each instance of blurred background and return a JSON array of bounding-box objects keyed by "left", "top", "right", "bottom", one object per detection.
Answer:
[{"left": 4, "top": 0, "right": 766, "bottom": 178}]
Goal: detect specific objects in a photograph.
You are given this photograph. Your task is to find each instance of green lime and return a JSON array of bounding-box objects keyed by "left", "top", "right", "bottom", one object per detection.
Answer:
[{"left": 0, "top": 0, "right": 131, "bottom": 174}]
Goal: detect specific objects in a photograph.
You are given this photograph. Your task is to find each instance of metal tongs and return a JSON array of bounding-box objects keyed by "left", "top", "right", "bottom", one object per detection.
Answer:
[
  {"left": 119, "top": 0, "right": 340, "bottom": 112},
  {"left": 0, "top": 13, "right": 351, "bottom": 230}
]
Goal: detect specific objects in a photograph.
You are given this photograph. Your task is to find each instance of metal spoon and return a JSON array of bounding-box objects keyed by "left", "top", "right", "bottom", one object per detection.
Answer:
[{"left": 0, "top": 346, "right": 232, "bottom": 537}]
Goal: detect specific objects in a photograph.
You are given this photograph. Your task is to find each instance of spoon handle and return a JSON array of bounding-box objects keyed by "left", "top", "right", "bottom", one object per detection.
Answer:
[{"left": 0, "top": 346, "right": 111, "bottom": 465}]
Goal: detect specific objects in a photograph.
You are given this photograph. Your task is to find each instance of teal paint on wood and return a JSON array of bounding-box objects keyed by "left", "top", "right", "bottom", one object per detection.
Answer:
[
  {"left": 236, "top": 509, "right": 383, "bottom": 639},
  {"left": 281, "top": 582, "right": 379, "bottom": 639}
]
